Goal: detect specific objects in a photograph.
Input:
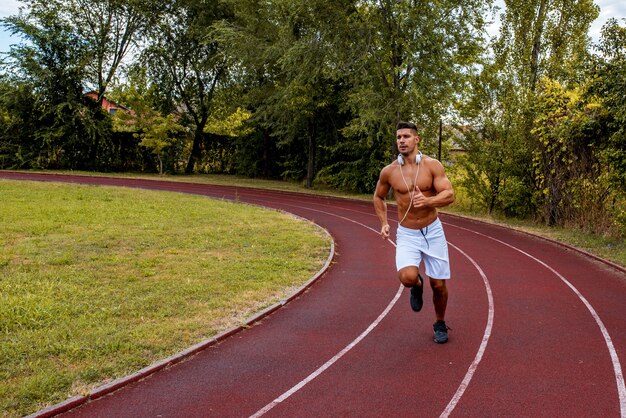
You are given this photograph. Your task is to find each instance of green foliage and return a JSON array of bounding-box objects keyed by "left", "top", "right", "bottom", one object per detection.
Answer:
[
  {"left": 454, "top": 0, "right": 625, "bottom": 239},
  {"left": 0, "top": 11, "right": 114, "bottom": 170},
  {"left": 1, "top": 1, "right": 624, "bottom": 236},
  {"left": 590, "top": 19, "right": 626, "bottom": 194},
  {"left": 455, "top": 58, "right": 535, "bottom": 217},
  {"left": 213, "top": 0, "right": 488, "bottom": 191},
  {"left": 140, "top": 0, "right": 232, "bottom": 174},
  {"left": 20, "top": 0, "right": 162, "bottom": 98},
  {"left": 111, "top": 68, "right": 186, "bottom": 174},
  {"left": 531, "top": 78, "right": 583, "bottom": 226},
  {"left": 495, "top": 0, "right": 598, "bottom": 89}
]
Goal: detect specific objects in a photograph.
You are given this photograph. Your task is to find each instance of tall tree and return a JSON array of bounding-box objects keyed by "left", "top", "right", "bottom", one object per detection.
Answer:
[
  {"left": 456, "top": 61, "right": 532, "bottom": 216},
  {"left": 590, "top": 19, "right": 626, "bottom": 194},
  {"left": 215, "top": 0, "right": 357, "bottom": 185},
  {"left": 11, "top": 0, "right": 160, "bottom": 103},
  {"left": 110, "top": 67, "right": 186, "bottom": 175},
  {"left": 495, "top": 0, "right": 598, "bottom": 90},
  {"left": 348, "top": 0, "right": 489, "bottom": 136},
  {"left": 337, "top": 0, "right": 489, "bottom": 191},
  {"left": 1, "top": 8, "right": 112, "bottom": 169},
  {"left": 458, "top": 0, "right": 599, "bottom": 223},
  {"left": 210, "top": 0, "right": 283, "bottom": 178},
  {"left": 216, "top": 0, "right": 489, "bottom": 191},
  {"left": 142, "top": 0, "right": 230, "bottom": 174}
]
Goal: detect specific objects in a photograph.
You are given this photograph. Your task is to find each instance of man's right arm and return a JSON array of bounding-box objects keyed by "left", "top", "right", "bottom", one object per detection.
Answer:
[{"left": 373, "top": 168, "right": 391, "bottom": 240}]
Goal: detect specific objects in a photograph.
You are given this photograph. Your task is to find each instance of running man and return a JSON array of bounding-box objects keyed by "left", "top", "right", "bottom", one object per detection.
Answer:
[{"left": 373, "top": 121, "right": 455, "bottom": 343}]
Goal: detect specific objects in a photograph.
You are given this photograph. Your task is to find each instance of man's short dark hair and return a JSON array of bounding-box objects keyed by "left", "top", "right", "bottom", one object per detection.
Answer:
[{"left": 396, "top": 121, "right": 418, "bottom": 133}]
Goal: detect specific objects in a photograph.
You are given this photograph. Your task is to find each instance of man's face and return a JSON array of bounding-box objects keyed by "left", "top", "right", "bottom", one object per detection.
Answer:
[{"left": 396, "top": 128, "right": 420, "bottom": 154}]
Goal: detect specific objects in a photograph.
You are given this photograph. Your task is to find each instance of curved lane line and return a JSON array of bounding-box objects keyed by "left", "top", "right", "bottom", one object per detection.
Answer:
[
  {"left": 247, "top": 205, "right": 494, "bottom": 418},
  {"left": 439, "top": 243, "right": 494, "bottom": 418},
  {"left": 247, "top": 211, "right": 404, "bottom": 417},
  {"left": 249, "top": 283, "right": 404, "bottom": 418},
  {"left": 446, "top": 223, "right": 626, "bottom": 417}
]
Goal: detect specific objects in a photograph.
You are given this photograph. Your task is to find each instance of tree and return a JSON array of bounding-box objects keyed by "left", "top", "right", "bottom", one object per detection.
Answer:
[
  {"left": 457, "top": 0, "right": 600, "bottom": 222},
  {"left": 141, "top": 0, "right": 230, "bottom": 174},
  {"left": 586, "top": 18, "right": 626, "bottom": 235},
  {"left": 216, "top": 0, "right": 489, "bottom": 192},
  {"left": 1, "top": 8, "right": 113, "bottom": 169},
  {"left": 111, "top": 68, "right": 186, "bottom": 175},
  {"left": 0, "top": 79, "right": 42, "bottom": 168},
  {"left": 590, "top": 19, "right": 626, "bottom": 193},
  {"left": 214, "top": 0, "right": 357, "bottom": 185},
  {"left": 12, "top": 0, "right": 162, "bottom": 103},
  {"left": 336, "top": 0, "right": 489, "bottom": 191},
  {"left": 455, "top": 58, "right": 534, "bottom": 216},
  {"left": 495, "top": 0, "right": 598, "bottom": 90},
  {"left": 531, "top": 78, "right": 580, "bottom": 226}
]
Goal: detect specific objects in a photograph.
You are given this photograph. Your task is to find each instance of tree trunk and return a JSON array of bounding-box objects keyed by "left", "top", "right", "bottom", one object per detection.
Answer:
[
  {"left": 306, "top": 122, "right": 316, "bottom": 188},
  {"left": 186, "top": 128, "right": 203, "bottom": 174},
  {"left": 263, "top": 128, "right": 271, "bottom": 178},
  {"left": 530, "top": 0, "right": 548, "bottom": 92}
]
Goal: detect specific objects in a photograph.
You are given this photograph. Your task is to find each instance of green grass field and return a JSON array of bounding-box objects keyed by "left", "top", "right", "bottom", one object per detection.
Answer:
[{"left": 0, "top": 180, "right": 331, "bottom": 417}]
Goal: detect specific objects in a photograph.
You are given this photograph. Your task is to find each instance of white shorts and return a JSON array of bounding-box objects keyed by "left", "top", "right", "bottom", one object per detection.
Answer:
[{"left": 396, "top": 218, "right": 451, "bottom": 279}]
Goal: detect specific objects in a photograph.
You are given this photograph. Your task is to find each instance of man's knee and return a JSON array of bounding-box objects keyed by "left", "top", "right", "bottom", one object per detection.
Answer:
[
  {"left": 398, "top": 266, "right": 420, "bottom": 287},
  {"left": 430, "top": 279, "right": 447, "bottom": 294}
]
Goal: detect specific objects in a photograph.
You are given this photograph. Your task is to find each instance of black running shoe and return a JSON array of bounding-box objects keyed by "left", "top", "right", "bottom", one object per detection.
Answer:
[
  {"left": 433, "top": 320, "right": 449, "bottom": 344},
  {"left": 409, "top": 274, "right": 424, "bottom": 312}
]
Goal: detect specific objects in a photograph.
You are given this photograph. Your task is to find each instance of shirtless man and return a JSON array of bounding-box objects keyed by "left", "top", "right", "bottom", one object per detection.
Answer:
[{"left": 373, "top": 121, "right": 455, "bottom": 344}]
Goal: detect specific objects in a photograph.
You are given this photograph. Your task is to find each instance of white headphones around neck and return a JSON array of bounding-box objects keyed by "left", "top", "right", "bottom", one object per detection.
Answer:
[{"left": 397, "top": 152, "right": 422, "bottom": 166}]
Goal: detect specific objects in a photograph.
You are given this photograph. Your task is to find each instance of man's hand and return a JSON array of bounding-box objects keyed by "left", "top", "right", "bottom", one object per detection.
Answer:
[
  {"left": 412, "top": 187, "right": 429, "bottom": 208},
  {"left": 380, "top": 224, "right": 390, "bottom": 240}
]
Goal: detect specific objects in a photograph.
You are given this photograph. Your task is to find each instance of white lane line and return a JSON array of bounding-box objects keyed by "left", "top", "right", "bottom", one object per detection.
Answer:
[
  {"left": 247, "top": 205, "right": 494, "bottom": 418},
  {"left": 440, "top": 243, "right": 494, "bottom": 418},
  {"left": 248, "top": 210, "right": 403, "bottom": 418},
  {"left": 447, "top": 223, "right": 626, "bottom": 417},
  {"left": 249, "top": 284, "right": 404, "bottom": 418}
]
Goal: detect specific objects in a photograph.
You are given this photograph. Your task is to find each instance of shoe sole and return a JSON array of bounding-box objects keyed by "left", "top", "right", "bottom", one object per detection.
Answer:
[{"left": 434, "top": 335, "right": 448, "bottom": 344}]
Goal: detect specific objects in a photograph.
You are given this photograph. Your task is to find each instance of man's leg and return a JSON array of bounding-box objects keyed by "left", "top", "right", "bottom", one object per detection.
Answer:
[
  {"left": 398, "top": 266, "right": 421, "bottom": 287},
  {"left": 430, "top": 279, "right": 448, "bottom": 321},
  {"left": 399, "top": 266, "right": 424, "bottom": 312},
  {"left": 431, "top": 279, "right": 449, "bottom": 343}
]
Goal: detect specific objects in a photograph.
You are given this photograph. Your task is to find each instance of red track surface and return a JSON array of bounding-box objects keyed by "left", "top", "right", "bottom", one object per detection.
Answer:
[{"left": 3, "top": 172, "right": 625, "bottom": 418}]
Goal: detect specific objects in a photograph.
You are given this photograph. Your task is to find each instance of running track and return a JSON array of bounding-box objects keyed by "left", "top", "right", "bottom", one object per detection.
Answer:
[{"left": 2, "top": 172, "right": 625, "bottom": 418}]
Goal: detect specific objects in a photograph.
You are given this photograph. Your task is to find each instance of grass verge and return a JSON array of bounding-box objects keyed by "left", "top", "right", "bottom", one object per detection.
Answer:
[{"left": 0, "top": 180, "right": 331, "bottom": 417}]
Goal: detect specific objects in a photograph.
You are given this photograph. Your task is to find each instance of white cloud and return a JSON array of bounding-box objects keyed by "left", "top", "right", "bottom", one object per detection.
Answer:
[
  {"left": 590, "top": 0, "right": 626, "bottom": 43},
  {"left": 0, "top": 0, "right": 21, "bottom": 18}
]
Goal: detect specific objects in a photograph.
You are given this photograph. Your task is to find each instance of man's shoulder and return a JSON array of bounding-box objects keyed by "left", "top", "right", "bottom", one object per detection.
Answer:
[
  {"left": 422, "top": 155, "right": 444, "bottom": 168},
  {"left": 380, "top": 160, "right": 400, "bottom": 175},
  {"left": 387, "top": 160, "right": 402, "bottom": 169}
]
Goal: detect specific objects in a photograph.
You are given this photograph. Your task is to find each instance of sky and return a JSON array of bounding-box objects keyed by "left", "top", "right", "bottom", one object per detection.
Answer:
[{"left": 0, "top": 0, "right": 624, "bottom": 54}]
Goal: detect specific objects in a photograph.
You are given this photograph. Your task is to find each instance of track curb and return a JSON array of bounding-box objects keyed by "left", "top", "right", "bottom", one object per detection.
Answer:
[{"left": 28, "top": 237, "right": 334, "bottom": 418}]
